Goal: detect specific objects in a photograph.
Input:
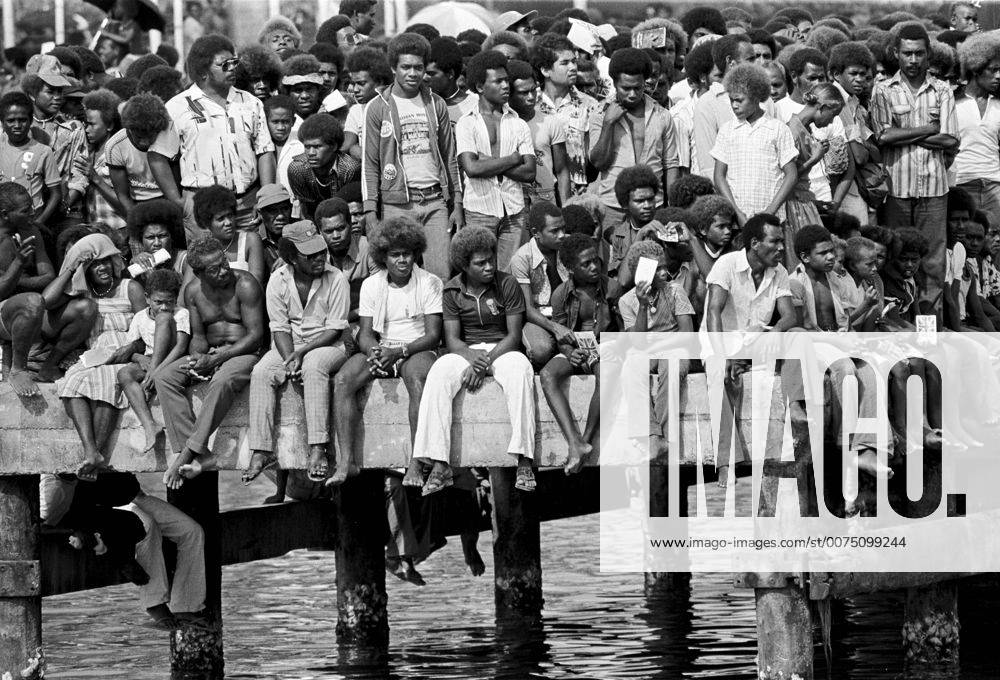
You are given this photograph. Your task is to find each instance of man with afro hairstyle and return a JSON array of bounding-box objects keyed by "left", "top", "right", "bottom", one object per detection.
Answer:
[
  {"left": 589, "top": 48, "right": 679, "bottom": 227},
  {"left": 258, "top": 15, "right": 301, "bottom": 61},
  {"left": 870, "top": 22, "right": 959, "bottom": 322},
  {"left": 148, "top": 35, "right": 276, "bottom": 241},
  {"left": 287, "top": 113, "right": 360, "bottom": 221},
  {"left": 362, "top": 32, "right": 462, "bottom": 280},
  {"left": 109, "top": 93, "right": 171, "bottom": 215},
  {"left": 954, "top": 30, "right": 1000, "bottom": 224},
  {"left": 341, "top": 0, "right": 377, "bottom": 36},
  {"left": 679, "top": 6, "right": 727, "bottom": 43}
]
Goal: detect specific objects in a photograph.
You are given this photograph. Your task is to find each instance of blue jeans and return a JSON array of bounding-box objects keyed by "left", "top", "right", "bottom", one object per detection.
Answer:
[
  {"left": 464, "top": 209, "right": 528, "bottom": 272},
  {"left": 383, "top": 197, "right": 451, "bottom": 280}
]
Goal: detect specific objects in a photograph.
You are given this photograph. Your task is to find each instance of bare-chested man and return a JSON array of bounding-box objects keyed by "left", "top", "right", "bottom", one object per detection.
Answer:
[
  {"left": 154, "top": 236, "right": 265, "bottom": 489},
  {"left": 0, "top": 182, "right": 55, "bottom": 395}
]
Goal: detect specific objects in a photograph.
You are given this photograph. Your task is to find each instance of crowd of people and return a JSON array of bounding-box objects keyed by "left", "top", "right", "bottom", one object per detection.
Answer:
[{"left": 2, "top": 0, "right": 1000, "bottom": 625}]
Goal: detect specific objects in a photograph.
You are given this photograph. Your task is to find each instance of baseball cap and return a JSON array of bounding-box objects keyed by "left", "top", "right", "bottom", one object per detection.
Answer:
[
  {"left": 282, "top": 220, "right": 328, "bottom": 255},
  {"left": 256, "top": 184, "right": 291, "bottom": 210},
  {"left": 25, "top": 54, "right": 72, "bottom": 88},
  {"left": 493, "top": 10, "right": 537, "bottom": 34}
]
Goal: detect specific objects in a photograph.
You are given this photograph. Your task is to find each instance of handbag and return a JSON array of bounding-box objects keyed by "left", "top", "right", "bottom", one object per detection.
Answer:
[{"left": 847, "top": 138, "right": 891, "bottom": 207}]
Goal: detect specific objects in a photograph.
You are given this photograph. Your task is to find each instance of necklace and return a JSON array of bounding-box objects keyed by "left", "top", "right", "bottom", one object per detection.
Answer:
[{"left": 91, "top": 279, "right": 115, "bottom": 297}]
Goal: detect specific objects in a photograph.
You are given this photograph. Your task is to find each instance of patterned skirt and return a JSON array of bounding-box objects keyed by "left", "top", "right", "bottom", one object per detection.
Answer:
[{"left": 783, "top": 198, "right": 823, "bottom": 271}]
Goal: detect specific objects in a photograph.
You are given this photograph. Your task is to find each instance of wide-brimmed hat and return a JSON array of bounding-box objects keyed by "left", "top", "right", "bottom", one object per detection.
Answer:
[{"left": 492, "top": 10, "right": 537, "bottom": 33}]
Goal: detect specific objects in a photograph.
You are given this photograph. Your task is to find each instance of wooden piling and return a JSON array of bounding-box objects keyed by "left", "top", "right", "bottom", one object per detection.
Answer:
[
  {"left": 0, "top": 475, "right": 42, "bottom": 680},
  {"left": 645, "top": 465, "right": 692, "bottom": 597},
  {"left": 490, "top": 467, "right": 543, "bottom": 621},
  {"left": 903, "top": 582, "right": 959, "bottom": 671},
  {"left": 756, "top": 585, "right": 813, "bottom": 680},
  {"left": 168, "top": 472, "right": 224, "bottom": 680},
  {"left": 334, "top": 470, "right": 389, "bottom": 646}
]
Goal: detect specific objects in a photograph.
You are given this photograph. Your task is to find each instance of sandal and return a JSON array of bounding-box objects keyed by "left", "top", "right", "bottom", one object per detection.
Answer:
[
  {"left": 242, "top": 451, "right": 278, "bottom": 486},
  {"left": 421, "top": 465, "right": 454, "bottom": 496},
  {"left": 514, "top": 464, "right": 537, "bottom": 492}
]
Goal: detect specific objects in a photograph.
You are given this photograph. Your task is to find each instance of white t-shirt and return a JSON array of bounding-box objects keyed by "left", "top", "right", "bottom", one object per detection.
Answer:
[
  {"left": 947, "top": 243, "right": 967, "bottom": 284},
  {"left": 358, "top": 274, "right": 443, "bottom": 345},
  {"left": 527, "top": 112, "right": 567, "bottom": 201},
  {"left": 393, "top": 95, "right": 439, "bottom": 188},
  {"left": 126, "top": 307, "right": 191, "bottom": 355},
  {"left": 345, "top": 102, "right": 364, "bottom": 139}
]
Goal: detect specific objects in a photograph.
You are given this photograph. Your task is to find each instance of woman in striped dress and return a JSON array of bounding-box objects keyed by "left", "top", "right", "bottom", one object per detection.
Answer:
[{"left": 45, "top": 233, "right": 145, "bottom": 480}]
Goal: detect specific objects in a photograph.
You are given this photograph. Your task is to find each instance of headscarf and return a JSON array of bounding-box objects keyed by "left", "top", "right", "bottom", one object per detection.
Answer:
[{"left": 60, "top": 233, "right": 123, "bottom": 297}]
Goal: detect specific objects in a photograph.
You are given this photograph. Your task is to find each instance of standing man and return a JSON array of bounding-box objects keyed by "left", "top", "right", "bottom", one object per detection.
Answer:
[
  {"left": 533, "top": 34, "right": 596, "bottom": 197},
  {"left": 155, "top": 236, "right": 266, "bottom": 489},
  {"left": 456, "top": 50, "right": 536, "bottom": 271},
  {"left": 953, "top": 31, "right": 1000, "bottom": 226},
  {"left": 870, "top": 24, "right": 959, "bottom": 320},
  {"left": 589, "top": 48, "right": 680, "bottom": 230},
  {"left": 149, "top": 35, "right": 276, "bottom": 241},
  {"left": 362, "top": 33, "right": 463, "bottom": 280},
  {"left": 340, "top": 0, "right": 378, "bottom": 37}
]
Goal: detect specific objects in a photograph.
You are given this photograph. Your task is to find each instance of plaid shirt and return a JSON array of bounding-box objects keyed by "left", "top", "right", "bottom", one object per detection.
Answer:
[
  {"left": 537, "top": 87, "right": 596, "bottom": 187},
  {"left": 86, "top": 143, "right": 125, "bottom": 231},
  {"left": 710, "top": 115, "right": 797, "bottom": 220},
  {"left": 31, "top": 113, "right": 87, "bottom": 195},
  {"left": 870, "top": 73, "right": 958, "bottom": 199}
]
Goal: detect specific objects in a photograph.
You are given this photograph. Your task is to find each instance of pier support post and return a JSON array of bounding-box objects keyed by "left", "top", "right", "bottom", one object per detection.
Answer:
[
  {"left": 903, "top": 581, "right": 959, "bottom": 671},
  {"left": 490, "top": 468, "right": 543, "bottom": 621},
  {"left": 756, "top": 585, "right": 813, "bottom": 680},
  {"left": 168, "top": 472, "right": 224, "bottom": 680},
  {"left": 335, "top": 470, "right": 388, "bottom": 646},
  {"left": 645, "top": 465, "right": 693, "bottom": 596},
  {"left": 0, "top": 475, "right": 42, "bottom": 680}
]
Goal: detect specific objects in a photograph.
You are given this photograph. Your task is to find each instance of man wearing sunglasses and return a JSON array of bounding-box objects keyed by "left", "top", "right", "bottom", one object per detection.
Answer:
[{"left": 147, "top": 35, "right": 277, "bottom": 243}]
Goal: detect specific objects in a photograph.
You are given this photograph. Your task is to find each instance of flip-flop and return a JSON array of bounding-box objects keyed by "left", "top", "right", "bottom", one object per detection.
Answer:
[
  {"left": 514, "top": 465, "right": 537, "bottom": 492},
  {"left": 421, "top": 466, "right": 453, "bottom": 496},
  {"left": 242, "top": 451, "right": 278, "bottom": 485}
]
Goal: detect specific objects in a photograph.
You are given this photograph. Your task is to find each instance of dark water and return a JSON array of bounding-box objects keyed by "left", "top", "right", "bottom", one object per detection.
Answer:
[{"left": 40, "top": 473, "right": 1000, "bottom": 679}]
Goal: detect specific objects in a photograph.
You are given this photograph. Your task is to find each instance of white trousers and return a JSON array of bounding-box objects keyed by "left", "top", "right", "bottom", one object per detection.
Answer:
[
  {"left": 128, "top": 494, "right": 206, "bottom": 614},
  {"left": 412, "top": 348, "right": 536, "bottom": 463}
]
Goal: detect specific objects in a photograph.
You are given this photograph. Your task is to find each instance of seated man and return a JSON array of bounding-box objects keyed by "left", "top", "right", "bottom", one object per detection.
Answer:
[
  {"left": 540, "top": 233, "right": 621, "bottom": 473},
  {"left": 0, "top": 182, "right": 54, "bottom": 394},
  {"left": 256, "top": 183, "right": 293, "bottom": 274},
  {"left": 333, "top": 215, "right": 443, "bottom": 485},
  {"left": 506, "top": 200, "right": 572, "bottom": 370},
  {"left": 155, "top": 236, "right": 265, "bottom": 489},
  {"left": 244, "top": 220, "right": 351, "bottom": 485},
  {"left": 411, "top": 226, "right": 537, "bottom": 494},
  {"left": 604, "top": 164, "right": 660, "bottom": 277},
  {"left": 315, "top": 197, "right": 375, "bottom": 324}
]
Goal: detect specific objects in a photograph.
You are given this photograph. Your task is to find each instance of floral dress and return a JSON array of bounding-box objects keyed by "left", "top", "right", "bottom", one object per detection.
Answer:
[{"left": 57, "top": 280, "right": 135, "bottom": 408}]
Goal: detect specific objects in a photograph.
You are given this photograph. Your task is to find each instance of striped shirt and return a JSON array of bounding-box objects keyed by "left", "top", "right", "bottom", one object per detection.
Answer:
[
  {"left": 587, "top": 95, "right": 680, "bottom": 209},
  {"left": 953, "top": 95, "right": 1000, "bottom": 186},
  {"left": 455, "top": 104, "right": 535, "bottom": 218},
  {"left": 152, "top": 84, "right": 274, "bottom": 193},
  {"left": 710, "top": 115, "right": 797, "bottom": 220},
  {"left": 869, "top": 73, "right": 958, "bottom": 199}
]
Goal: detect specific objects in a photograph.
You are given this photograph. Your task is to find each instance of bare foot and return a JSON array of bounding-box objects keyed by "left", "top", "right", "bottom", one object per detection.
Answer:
[
  {"left": 717, "top": 464, "right": 732, "bottom": 488},
  {"left": 564, "top": 440, "right": 593, "bottom": 475},
  {"left": 143, "top": 424, "right": 165, "bottom": 454},
  {"left": 242, "top": 450, "right": 277, "bottom": 485},
  {"left": 77, "top": 448, "right": 105, "bottom": 481},
  {"left": 179, "top": 457, "right": 211, "bottom": 480},
  {"left": 402, "top": 458, "right": 427, "bottom": 487},
  {"left": 7, "top": 369, "right": 40, "bottom": 397},
  {"left": 306, "top": 444, "right": 331, "bottom": 482},
  {"left": 36, "top": 364, "right": 62, "bottom": 382},
  {"left": 857, "top": 449, "right": 893, "bottom": 480},
  {"left": 463, "top": 540, "right": 486, "bottom": 577}
]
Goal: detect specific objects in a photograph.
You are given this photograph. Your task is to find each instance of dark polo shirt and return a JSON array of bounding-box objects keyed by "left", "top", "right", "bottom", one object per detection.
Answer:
[{"left": 443, "top": 271, "right": 525, "bottom": 344}]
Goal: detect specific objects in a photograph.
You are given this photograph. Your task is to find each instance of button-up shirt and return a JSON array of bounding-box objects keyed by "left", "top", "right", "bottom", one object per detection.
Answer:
[
  {"left": 506, "top": 237, "right": 568, "bottom": 310},
  {"left": 588, "top": 95, "right": 679, "bottom": 208},
  {"left": 265, "top": 263, "right": 350, "bottom": 346},
  {"left": 455, "top": 104, "right": 535, "bottom": 217},
  {"left": 152, "top": 84, "right": 274, "bottom": 193},
  {"left": 692, "top": 81, "right": 778, "bottom": 179},
  {"left": 869, "top": 72, "right": 958, "bottom": 199},
  {"left": 551, "top": 275, "right": 621, "bottom": 335},
  {"left": 537, "top": 87, "right": 596, "bottom": 187},
  {"left": 31, "top": 113, "right": 87, "bottom": 196},
  {"left": 704, "top": 249, "right": 792, "bottom": 331},
  {"left": 953, "top": 94, "right": 1000, "bottom": 186},
  {"left": 710, "top": 115, "right": 797, "bottom": 220}
]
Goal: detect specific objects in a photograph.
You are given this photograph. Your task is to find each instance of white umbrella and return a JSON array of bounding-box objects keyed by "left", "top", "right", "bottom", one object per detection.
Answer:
[{"left": 406, "top": 2, "right": 496, "bottom": 38}]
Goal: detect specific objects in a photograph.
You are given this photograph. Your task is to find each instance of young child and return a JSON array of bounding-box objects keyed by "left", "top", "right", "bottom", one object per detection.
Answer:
[
  {"left": 967, "top": 210, "right": 1000, "bottom": 326},
  {"left": 539, "top": 234, "right": 621, "bottom": 474},
  {"left": 841, "top": 236, "right": 886, "bottom": 332},
  {"left": 686, "top": 194, "right": 736, "bottom": 293},
  {"left": 789, "top": 224, "right": 891, "bottom": 480},
  {"left": 81, "top": 89, "right": 126, "bottom": 234},
  {"left": 117, "top": 269, "right": 191, "bottom": 453},
  {"left": 192, "top": 185, "right": 266, "bottom": 284},
  {"left": 711, "top": 63, "right": 797, "bottom": 228},
  {"left": 0, "top": 92, "right": 61, "bottom": 226},
  {"left": 951, "top": 213, "right": 995, "bottom": 331},
  {"left": 266, "top": 95, "right": 304, "bottom": 217}
]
